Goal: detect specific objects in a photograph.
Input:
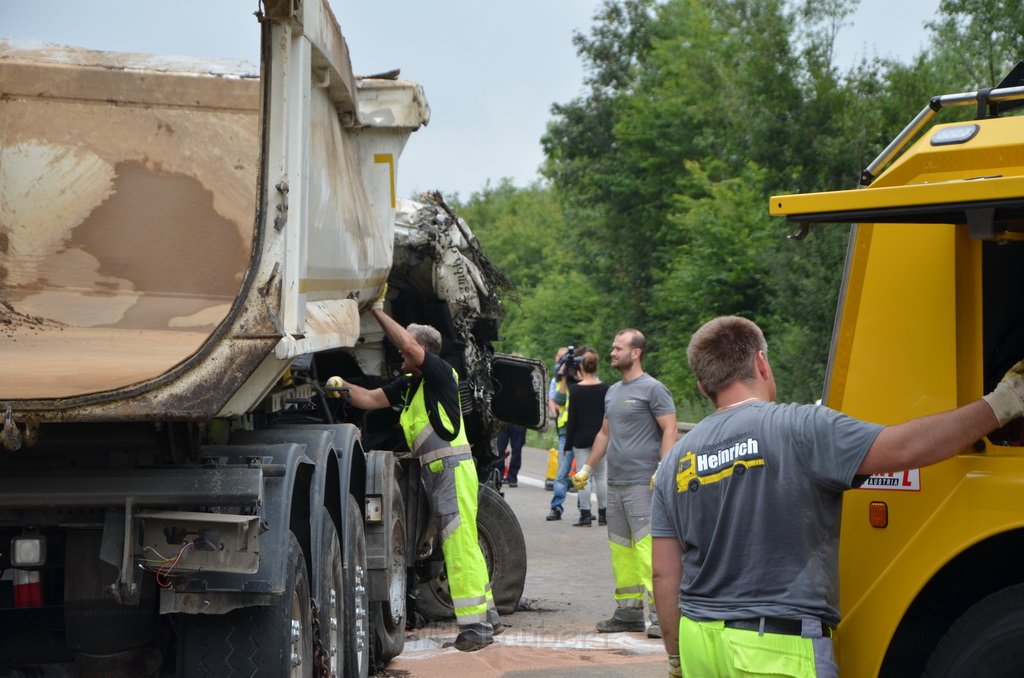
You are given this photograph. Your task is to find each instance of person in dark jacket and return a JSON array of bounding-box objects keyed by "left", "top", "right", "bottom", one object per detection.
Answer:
[
  {"left": 497, "top": 424, "right": 526, "bottom": 487},
  {"left": 564, "top": 347, "right": 609, "bottom": 526}
]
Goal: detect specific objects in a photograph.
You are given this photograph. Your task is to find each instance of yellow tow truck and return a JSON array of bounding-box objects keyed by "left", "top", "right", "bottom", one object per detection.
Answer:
[{"left": 772, "top": 63, "right": 1024, "bottom": 677}]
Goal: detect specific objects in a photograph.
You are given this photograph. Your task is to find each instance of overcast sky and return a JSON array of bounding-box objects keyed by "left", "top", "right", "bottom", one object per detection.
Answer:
[{"left": 5, "top": 0, "right": 939, "bottom": 199}]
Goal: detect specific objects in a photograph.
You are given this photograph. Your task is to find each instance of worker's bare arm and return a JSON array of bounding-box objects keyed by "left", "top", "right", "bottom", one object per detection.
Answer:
[
  {"left": 652, "top": 536, "right": 684, "bottom": 659},
  {"left": 857, "top": 400, "right": 997, "bottom": 475},
  {"left": 656, "top": 412, "right": 679, "bottom": 460},
  {"left": 585, "top": 419, "right": 611, "bottom": 469},
  {"left": 343, "top": 382, "right": 391, "bottom": 411},
  {"left": 372, "top": 307, "right": 426, "bottom": 368}
]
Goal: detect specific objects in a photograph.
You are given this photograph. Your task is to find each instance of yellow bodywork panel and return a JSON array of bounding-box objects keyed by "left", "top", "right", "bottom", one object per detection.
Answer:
[
  {"left": 768, "top": 112, "right": 1024, "bottom": 676},
  {"left": 829, "top": 222, "right": 960, "bottom": 420},
  {"left": 771, "top": 175, "right": 1024, "bottom": 220},
  {"left": 827, "top": 221, "right": 965, "bottom": 676},
  {"left": 771, "top": 117, "right": 1024, "bottom": 242}
]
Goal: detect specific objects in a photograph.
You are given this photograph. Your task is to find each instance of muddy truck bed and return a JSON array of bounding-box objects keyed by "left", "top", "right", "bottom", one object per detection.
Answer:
[{"left": 0, "top": 40, "right": 427, "bottom": 421}]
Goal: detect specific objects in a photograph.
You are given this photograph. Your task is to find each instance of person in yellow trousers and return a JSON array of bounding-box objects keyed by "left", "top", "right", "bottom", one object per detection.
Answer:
[
  {"left": 333, "top": 285, "right": 501, "bottom": 652},
  {"left": 573, "top": 329, "right": 677, "bottom": 638}
]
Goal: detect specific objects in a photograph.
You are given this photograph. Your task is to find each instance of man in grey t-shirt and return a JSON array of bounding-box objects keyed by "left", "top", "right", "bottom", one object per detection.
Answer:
[
  {"left": 573, "top": 328, "right": 677, "bottom": 638},
  {"left": 651, "top": 316, "right": 1024, "bottom": 678}
]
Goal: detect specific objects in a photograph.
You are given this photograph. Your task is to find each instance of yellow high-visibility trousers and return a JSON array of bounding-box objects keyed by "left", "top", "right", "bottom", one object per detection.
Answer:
[
  {"left": 422, "top": 454, "right": 495, "bottom": 625},
  {"left": 606, "top": 484, "right": 654, "bottom": 615}
]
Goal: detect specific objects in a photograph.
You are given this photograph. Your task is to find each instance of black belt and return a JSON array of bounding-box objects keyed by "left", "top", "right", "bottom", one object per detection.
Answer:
[{"left": 724, "top": 617, "right": 832, "bottom": 637}]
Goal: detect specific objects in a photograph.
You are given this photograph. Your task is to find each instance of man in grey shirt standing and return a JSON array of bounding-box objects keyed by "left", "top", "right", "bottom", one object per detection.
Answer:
[
  {"left": 651, "top": 316, "right": 1024, "bottom": 677},
  {"left": 573, "top": 328, "right": 677, "bottom": 638}
]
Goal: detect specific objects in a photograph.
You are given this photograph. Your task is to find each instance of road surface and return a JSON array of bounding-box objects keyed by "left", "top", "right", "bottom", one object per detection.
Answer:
[{"left": 377, "top": 446, "right": 671, "bottom": 677}]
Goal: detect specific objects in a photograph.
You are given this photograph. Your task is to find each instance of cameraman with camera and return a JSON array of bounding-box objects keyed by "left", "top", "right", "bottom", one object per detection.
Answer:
[{"left": 546, "top": 346, "right": 583, "bottom": 521}]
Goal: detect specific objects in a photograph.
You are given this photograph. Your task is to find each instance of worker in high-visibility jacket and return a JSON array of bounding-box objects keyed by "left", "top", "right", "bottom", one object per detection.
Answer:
[
  {"left": 334, "top": 285, "right": 500, "bottom": 652},
  {"left": 546, "top": 360, "right": 574, "bottom": 521}
]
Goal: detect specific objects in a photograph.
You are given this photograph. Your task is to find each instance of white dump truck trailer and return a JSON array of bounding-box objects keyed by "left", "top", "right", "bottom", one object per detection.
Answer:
[{"left": 0, "top": 2, "right": 545, "bottom": 676}]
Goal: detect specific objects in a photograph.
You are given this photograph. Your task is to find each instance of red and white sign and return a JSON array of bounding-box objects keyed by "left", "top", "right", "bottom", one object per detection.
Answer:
[{"left": 859, "top": 469, "right": 920, "bottom": 491}]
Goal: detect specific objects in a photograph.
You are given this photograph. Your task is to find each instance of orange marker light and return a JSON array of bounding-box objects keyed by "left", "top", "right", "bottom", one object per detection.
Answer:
[{"left": 869, "top": 501, "right": 889, "bottom": 528}]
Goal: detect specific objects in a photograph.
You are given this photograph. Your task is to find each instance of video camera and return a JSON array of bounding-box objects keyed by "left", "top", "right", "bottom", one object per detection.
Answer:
[{"left": 556, "top": 345, "right": 584, "bottom": 382}]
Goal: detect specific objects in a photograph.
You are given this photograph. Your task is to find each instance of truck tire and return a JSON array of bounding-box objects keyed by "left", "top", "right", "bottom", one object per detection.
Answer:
[
  {"left": 369, "top": 488, "right": 407, "bottom": 670},
  {"left": 342, "top": 495, "right": 370, "bottom": 678},
  {"left": 64, "top": 529, "right": 159, "bottom": 655},
  {"left": 315, "top": 508, "right": 343, "bottom": 678},
  {"left": 923, "top": 583, "right": 1024, "bottom": 677},
  {"left": 412, "top": 484, "right": 527, "bottom": 620},
  {"left": 176, "top": 532, "right": 313, "bottom": 677}
]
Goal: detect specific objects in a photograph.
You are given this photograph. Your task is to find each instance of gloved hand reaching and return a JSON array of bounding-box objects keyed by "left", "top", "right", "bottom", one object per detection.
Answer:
[
  {"left": 668, "top": 654, "right": 681, "bottom": 678},
  {"left": 983, "top": 358, "right": 1024, "bottom": 426},
  {"left": 650, "top": 461, "right": 661, "bottom": 489},
  {"left": 325, "top": 375, "right": 345, "bottom": 398},
  {"left": 572, "top": 464, "right": 591, "bottom": 490},
  {"left": 372, "top": 282, "right": 388, "bottom": 311}
]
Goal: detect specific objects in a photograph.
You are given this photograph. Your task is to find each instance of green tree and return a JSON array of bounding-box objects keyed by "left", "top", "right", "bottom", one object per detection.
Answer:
[
  {"left": 645, "top": 161, "right": 778, "bottom": 419},
  {"left": 459, "top": 180, "right": 563, "bottom": 296},
  {"left": 541, "top": 0, "right": 659, "bottom": 318},
  {"left": 468, "top": 0, "right": 1020, "bottom": 424},
  {"left": 458, "top": 180, "right": 612, "bottom": 363},
  {"left": 927, "top": 0, "right": 1024, "bottom": 90}
]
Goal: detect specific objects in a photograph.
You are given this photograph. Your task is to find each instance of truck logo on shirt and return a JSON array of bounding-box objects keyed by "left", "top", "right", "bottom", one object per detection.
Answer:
[{"left": 676, "top": 437, "right": 765, "bottom": 493}]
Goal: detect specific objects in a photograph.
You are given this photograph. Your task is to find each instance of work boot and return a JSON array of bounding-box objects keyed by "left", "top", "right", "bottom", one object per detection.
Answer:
[
  {"left": 573, "top": 509, "right": 593, "bottom": 527},
  {"left": 452, "top": 624, "right": 494, "bottom": 652},
  {"left": 488, "top": 608, "right": 505, "bottom": 636},
  {"left": 598, "top": 508, "right": 607, "bottom": 526},
  {"left": 647, "top": 610, "right": 662, "bottom": 638},
  {"left": 596, "top": 608, "right": 645, "bottom": 633},
  {"left": 546, "top": 507, "right": 562, "bottom": 521}
]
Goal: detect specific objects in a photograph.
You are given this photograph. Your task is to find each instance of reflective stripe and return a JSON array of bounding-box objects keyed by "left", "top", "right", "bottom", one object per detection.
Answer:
[
  {"left": 413, "top": 425, "right": 436, "bottom": 453},
  {"left": 557, "top": 388, "right": 570, "bottom": 428},
  {"left": 609, "top": 534, "right": 652, "bottom": 608},
  {"left": 413, "top": 424, "right": 461, "bottom": 456},
  {"left": 419, "top": 444, "right": 472, "bottom": 465},
  {"left": 455, "top": 609, "right": 489, "bottom": 624},
  {"left": 453, "top": 594, "right": 488, "bottom": 608},
  {"left": 438, "top": 457, "right": 491, "bottom": 628},
  {"left": 614, "top": 587, "right": 645, "bottom": 604},
  {"left": 440, "top": 514, "right": 462, "bottom": 542},
  {"left": 608, "top": 532, "right": 633, "bottom": 548},
  {"left": 631, "top": 522, "right": 652, "bottom": 541},
  {"left": 399, "top": 366, "right": 470, "bottom": 459}
]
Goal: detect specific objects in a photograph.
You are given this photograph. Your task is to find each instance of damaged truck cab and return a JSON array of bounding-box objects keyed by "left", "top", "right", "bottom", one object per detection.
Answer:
[
  {"left": 0, "top": 1, "right": 544, "bottom": 675},
  {"left": 772, "top": 63, "right": 1024, "bottom": 677}
]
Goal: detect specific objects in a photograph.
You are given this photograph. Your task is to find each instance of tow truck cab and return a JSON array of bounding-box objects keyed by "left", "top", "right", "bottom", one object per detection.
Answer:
[{"left": 771, "top": 63, "right": 1024, "bottom": 677}]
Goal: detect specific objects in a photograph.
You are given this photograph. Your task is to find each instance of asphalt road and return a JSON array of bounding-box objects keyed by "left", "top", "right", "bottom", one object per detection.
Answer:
[{"left": 378, "top": 446, "right": 671, "bottom": 677}]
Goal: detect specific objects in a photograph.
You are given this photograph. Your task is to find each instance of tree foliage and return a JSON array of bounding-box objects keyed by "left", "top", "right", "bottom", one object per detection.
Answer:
[
  {"left": 457, "top": 180, "right": 610, "bottom": 364},
  {"left": 927, "top": 0, "right": 1024, "bottom": 90},
  {"left": 459, "top": 0, "right": 1020, "bottom": 419}
]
